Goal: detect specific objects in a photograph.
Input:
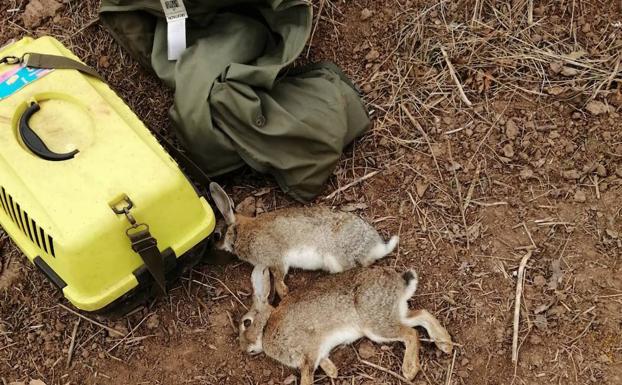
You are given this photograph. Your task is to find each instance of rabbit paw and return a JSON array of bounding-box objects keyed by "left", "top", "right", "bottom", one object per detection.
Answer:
[
  {"left": 402, "top": 359, "right": 420, "bottom": 380},
  {"left": 435, "top": 337, "right": 453, "bottom": 355},
  {"left": 320, "top": 358, "right": 338, "bottom": 378}
]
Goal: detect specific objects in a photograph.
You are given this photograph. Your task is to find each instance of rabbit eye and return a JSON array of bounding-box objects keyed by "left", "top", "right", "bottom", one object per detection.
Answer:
[
  {"left": 243, "top": 318, "right": 252, "bottom": 328},
  {"left": 213, "top": 230, "right": 222, "bottom": 241}
]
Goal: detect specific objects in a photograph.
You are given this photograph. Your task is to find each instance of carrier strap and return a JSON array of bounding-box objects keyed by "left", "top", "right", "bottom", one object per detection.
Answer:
[
  {"left": 127, "top": 226, "right": 167, "bottom": 295},
  {"left": 23, "top": 53, "right": 103, "bottom": 80}
]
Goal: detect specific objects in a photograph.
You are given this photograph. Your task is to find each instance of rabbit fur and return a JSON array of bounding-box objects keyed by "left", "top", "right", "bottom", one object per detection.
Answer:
[
  {"left": 239, "top": 265, "right": 453, "bottom": 384},
  {"left": 209, "top": 182, "right": 398, "bottom": 297}
]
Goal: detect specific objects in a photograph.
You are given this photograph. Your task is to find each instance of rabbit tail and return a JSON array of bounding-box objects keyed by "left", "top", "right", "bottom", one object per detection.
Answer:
[{"left": 361, "top": 236, "right": 399, "bottom": 266}]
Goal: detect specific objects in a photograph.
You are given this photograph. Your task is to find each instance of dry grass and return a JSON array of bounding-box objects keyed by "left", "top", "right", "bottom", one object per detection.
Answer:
[{"left": 1, "top": 0, "right": 622, "bottom": 384}]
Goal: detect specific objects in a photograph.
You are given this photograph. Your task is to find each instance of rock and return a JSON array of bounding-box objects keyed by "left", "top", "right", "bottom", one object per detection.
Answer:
[
  {"left": 502, "top": 143, "right": 514, "bottom": 158},
  {"left": 365, "top": 49, "right": 380, "bottom": 62},
  {"left": 236, "top": 196, "right": 256, "bottom": 217},
  {"left": 562, "top": 169, "right": 581, "bottom": 179},
  {"left": 573, "top": 190, "right": 586, "bottom": 203},
  {"left": 415, "top": 180, "right": 429, "bottom": 197},
  {"left": 585, "top": 100, "right": 609, "bottom": 115},
  {"left": 520, "top": 168, "right": 535, "bottom": 180},
  {"left": 560, "top": 66, "right": 579, "bottom": 76},
  {"left": 357, "top": 340, "right": 376, "bottom": 359},
  {"left": 505, "top": 119, "right": 519, "bottom": 139},
  {"left": 21, "top": 0, "right": 63, "bottom": 28},
  {"left": 534, "top": 314, "right": 548, "bottom": 330},
  {"left": 533, "top": 275, "right": 547, "bottom": 287},
  {"left": 360, "top": 8, "right": 373, "bottom": 20},
  {"left": 145, "top": 314, "right": 160, "bottom": 330},
  {"left": 549, "top": 62, "right": 563, "bottom": 74},
  {"left": 108, "top": 323, "right": 128, "bottom": 337},
  {"left": 595, "top": 164, "right": 607, "bottom": 177},
  {"left": 98, "top": 56, "right": 110, "bottom": 68}
]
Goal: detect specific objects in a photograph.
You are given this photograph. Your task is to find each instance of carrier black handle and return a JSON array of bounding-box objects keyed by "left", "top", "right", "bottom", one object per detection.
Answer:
[{"left": 19, "top": 101, "right": 79, "bottom": 161}]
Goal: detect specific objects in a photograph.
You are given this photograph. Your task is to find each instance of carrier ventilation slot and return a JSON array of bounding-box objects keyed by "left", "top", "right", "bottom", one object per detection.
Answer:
[{"left": 0, "top": 186, "right": 56, "bottom": 257}]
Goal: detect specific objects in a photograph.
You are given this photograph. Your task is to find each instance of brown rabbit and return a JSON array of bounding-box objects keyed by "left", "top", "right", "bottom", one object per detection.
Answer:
[
  {"left": 210, "top": 182, "right": 398, "bottom": 297},
  {"left": 239, "top": 265, "right": 453, "bottom": 384}
]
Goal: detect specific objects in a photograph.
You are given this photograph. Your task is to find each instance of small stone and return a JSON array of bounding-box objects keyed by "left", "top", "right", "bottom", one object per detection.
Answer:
[
  {"left": 21, "top": 0, "right": 63, "bottom": 28},
  {"left": 534, "top": 314, "right": 548, "bottom": 330},
  {"left": 357, "top": 340, "right": 376, "bottom": 359},
  {"left": 145, "top": 314, "right": 160, "bottom": 330},
  {"left": 571, "top": 111, "right": 582, "bottom": 120},
  {"left": 98, "top": 56, "right": 110, "bottom": 68},
  {"left": 502, "top": 143, "right": 514, "bottom": 158},
  {"left": 415, "top": 180, "right": 429, "bottom": 197},
  {"left": 562, "top": 169, "right": 581, "bottom": 179},
  {"left": 283, "top": 374, "right": 297, "bottom": 384},
  {"left": 560, "top": 66, "right": 579, "bottom": 77},
  {"left": 460, "top": 358, "right": 470, "bottom": 366},
  {"left": 456, "top": 370, "right": 469, "bottom": 378},
  {"left": 505, "top": 119, "right": 519, "bottom": 139},
  {"left": 595, "top": 164, "right": 607, "bottom": 177},
  {"left": 585, "top": 100, "right": 609, "bottom": 115},
  {"left": 365, "top": 49, "right": 380, "bottom": 62},
  {"left": 520, "top": 168, "right": 535, "bottom": 179},
  {"left": 360, "top": 8, "right": 373, "bottom": 20},
  {"left": 263, "top": 369, "right": 272, "bottom": 377},
  {"left": 550, "top": 62, "right": 563, "bottom": 74},
  {"left": 533, "top": 275, "right": 547, "bottom": 287},
  {"left": 573, "top": 190, "right": 586, "bottom": 203},
  {"left": 108, "top": 323, "right": 128, "bottom": 337},
  {"left": 582, "top": 23, "right": 591, "bottom": 33}
]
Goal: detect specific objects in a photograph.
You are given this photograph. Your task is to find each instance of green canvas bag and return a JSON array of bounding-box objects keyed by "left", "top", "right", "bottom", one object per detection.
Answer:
[{"left": 99, "top": 0, "right": 370, "bottom": 201}]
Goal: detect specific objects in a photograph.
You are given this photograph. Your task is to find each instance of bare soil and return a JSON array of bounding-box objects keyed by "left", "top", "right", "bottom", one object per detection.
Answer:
[{"left": 1, "top": 1, "right": 622, "bottom": 385}]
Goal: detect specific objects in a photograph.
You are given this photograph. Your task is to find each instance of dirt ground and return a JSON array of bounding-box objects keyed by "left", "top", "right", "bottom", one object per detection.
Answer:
[{"left": 1, "top": 0, "right": 622, "bottom": 384}]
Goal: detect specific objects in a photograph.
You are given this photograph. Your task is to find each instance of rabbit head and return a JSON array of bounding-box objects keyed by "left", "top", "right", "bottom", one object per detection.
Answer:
[
  {"left": 239, "top": 265, "right": 274, "bottom": 355},
  {"left": 209, "top": 182, "right": 238, "bottom": 253}
]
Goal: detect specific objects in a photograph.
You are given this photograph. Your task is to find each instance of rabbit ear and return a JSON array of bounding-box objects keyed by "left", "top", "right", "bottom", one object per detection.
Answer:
[
  {"left": 209, "top": 182, "right": 236, "bottom": 225},
  {"left": 251, "top": 265, "right": 271, "bottom": 305}
]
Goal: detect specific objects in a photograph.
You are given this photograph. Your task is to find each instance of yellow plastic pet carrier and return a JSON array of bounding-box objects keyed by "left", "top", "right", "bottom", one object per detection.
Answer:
[{"left": 0, "top": 37, "right": 215, "bottom": 312}]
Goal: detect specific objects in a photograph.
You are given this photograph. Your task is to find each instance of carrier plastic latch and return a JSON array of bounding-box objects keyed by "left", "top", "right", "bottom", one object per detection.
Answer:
[{"left": 112, "top": 196, "right": 167, "bottom": 295}]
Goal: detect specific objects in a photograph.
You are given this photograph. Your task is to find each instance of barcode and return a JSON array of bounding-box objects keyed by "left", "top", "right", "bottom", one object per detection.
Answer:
[{"left": 164, "top": 0, "right": 179, "bottom": 9}]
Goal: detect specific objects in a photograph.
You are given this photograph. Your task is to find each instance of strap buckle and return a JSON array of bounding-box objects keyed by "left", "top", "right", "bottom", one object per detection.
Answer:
[
  {"left": 0, "top": 55, "right": 21, "bottom": 65},
  {"left": 112, "top": 195, "right": 167, "bottom": 295}
]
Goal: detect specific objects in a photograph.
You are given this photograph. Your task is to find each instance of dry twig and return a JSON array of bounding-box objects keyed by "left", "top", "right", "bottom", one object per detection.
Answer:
[
  {"left": 325, "top": 170, "right": 381, "bottom": 200},
  {"left": 512, "top": 250, "right": 533, "bottom": 363}
]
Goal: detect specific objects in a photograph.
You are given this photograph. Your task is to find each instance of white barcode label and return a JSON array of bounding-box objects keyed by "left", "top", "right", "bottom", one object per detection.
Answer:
[
  {"left": 160, "top": 0, "right": 188, "bottom": 60},
  {"left": 160, "top": 0, "right": 187, "bottom": 21}
]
